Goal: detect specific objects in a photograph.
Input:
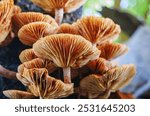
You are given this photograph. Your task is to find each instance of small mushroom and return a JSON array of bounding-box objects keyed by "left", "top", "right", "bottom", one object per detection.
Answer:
[
  {"left": 87, "top": 58, "right": 116, "bottom": 74},
  {"left": 17, "top": 68, "right": 73, "bottom": 99},
  {"left": 97, "top": 41, "right": 128, "bottom": 60},
  {"left": 33, "top": 34, "right": 100, "bottom": 83},
  {"left": 18, "top": 22, "right": 58, "bottom": 46},
  {"left": 19, "top": 49, "right": 38, "bottom": 63},
  {"left": 80, "top": 64, "right": 136, "bottom": 99},
  {"left": 12, "top": 12, "right": 58, "bottom": 34},
  {"left": 31, "top": 0, "right": 87, "bottom": 25},
  {"left": 3, "top": 90, "right": 35, "bottom": 99},
  {"left": 0, "top": 0, "right": 14, "bottom": 46},
  {"left": 18, "top": 58, "right": 56, "bottom": 74},
  {"left": 73, "top": 16, "right": 121, "bottom": 46}
]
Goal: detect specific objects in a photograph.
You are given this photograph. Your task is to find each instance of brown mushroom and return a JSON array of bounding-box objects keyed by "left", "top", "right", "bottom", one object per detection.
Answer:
[
  {"left": 80, "top": 64, "right": 136, "bottom": 99},
  {"left": 12, "top": 12, "right": 58, "bottom": 34},
  {"left": 73, "top": 16, "right": 121, "bottom": 46},
  {"left": 0, "top": 0, "right": 14, "bottom": 46},
  {"left": 18, "top": 22, "right": 58, "bottom": 46},
  {"left": 97, "top": 41, "right": 128, "bottom": 60},
  {"left": 3, "top": 90, "right": 35, "bottom": 99},
  {"left": 16, "top": 68, "right": 73, "bottom": 99},
  {"left": 19, "top": 49, "right": 38, "bottom": 63},
  {"left": 31, "top": 0, "right": 87, "bottom": 25},
  {"left": 18, "top": 58, "right": 56, "bottom": 74},
  {"left": 33, "top": 34, "right": 100, "bottom": 83}
]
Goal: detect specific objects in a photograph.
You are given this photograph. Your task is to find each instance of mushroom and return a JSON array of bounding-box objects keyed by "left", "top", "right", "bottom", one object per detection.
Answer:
[
  {"left": 0, "top": 0, "right": 14, "bottom": 46},
  {"left": 18, "top": 58, "right": 56, "bottom": 74},
  {"left": 73, "top": 16, "right": 121, "bottom": 46},
  {"left": 18, "top": 22, "right": 58, "bottom": 46},
  {"left": 31, "top": 0, "right": 87, "bottom": 25},
  {"left": 13, "top": 5, "right": 22, "bottom": 14},
  {"left": 33, "top": 34, "right": 100, "bottom": 83},
  {"left": 87, "top": 58, "right": 117, "bottom": 74},
  {"left": 97, "top": 41, "right": 128, "bottom": 60},
  {"left": 19, "top": 49, "right": 38, "bottom": 63},
  {"left": 12, "top": 12, "right": 58, "bottom": 34},
  {"left": 80, "top": 64, "right": 136, "bottom": 99},
  {"left": 3, "top": 90, "right": 35, "bottom": 99},
  {"left": 16, "top": 68, "right": 73, "bottom": 99}
]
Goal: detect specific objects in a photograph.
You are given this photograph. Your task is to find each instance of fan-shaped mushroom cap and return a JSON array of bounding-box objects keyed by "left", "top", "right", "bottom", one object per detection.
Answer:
[
  {"left": 18, "top": 22, "right": 58, "bottom": 46},
  {"left": 12, "top": 12, "right": 58, "bottom": 34},
  {"left": 80, "top": 64, "right": 136, "bottom": 98},
  {"left": 0, "top": 0, "right": 14, "bottom": 46},
  {"left": 97, "top": 42, "right": 128, "bottom": 60},
  {"left": 87, "top": 58, "right": 116, "bottom": 74},
  {"left": 31, "top": 0, "right": 87, "bottom": 14},
  {"left": 19, "top": 49, "right": 38, "bottom": 63},
  {"left": 33, "top": 34, "right": 100, "bottom": 68},
  {"left": 58, "top": 23, "right": 79, "bottom": 34},
  {"left": 18, "top": 58, "right": 56, "bottom": 74},
  {"left": 73, "top": 16, "right": 121, "bottom": 45},
  {"left": 3, "top": 90, "right": 35, "bottom": 99},
  {"left": 17, "top": 68, "right": 73, "bottom": 99}
]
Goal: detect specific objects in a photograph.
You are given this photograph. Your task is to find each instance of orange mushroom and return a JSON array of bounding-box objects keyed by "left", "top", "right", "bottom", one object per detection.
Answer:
[
  {"left": 18, "top": 22, "right": 58, "bottom": 46},
  {"left": 80, "top": 64, "right": 136, "bottom": 99},
  {"left": 33, "top": 34, "right": 100, "bottom": 83},
  {"left": 19, "top": 49, "right": 38, "bottom": 63},
  {"left": 31, "top": 0, "right": 87, "bottom": 25}
]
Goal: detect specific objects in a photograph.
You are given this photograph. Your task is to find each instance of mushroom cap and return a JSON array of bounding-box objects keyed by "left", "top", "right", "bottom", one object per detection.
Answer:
[
  {"left": 17, "top": 68, "right": 73, "bottom": 99},
  {"left": 33, "top": 34, "right": 100, "bottom": 68},
  {"left": 13, "top": 5, "right": 22, "bottom": 14},
  {"left": 0, "top": 0, "right": 14, "bottom": 46},
  {"left": 31, "top": 0, "right": 87, "bottom": 14},
  {"left": 58, "top": 23, "right": 79, "bottom": 34},
  {"left": 87, "top": 58, "right": 116, "bottom": 74},
  {"left": 80, "top": 64, "right": 136, "bottom": 98},
  {"left": 73, "top": 16, "right": 121, "bottom": 44},
  {"left": 3, "top": 90, "right": 35, "bottom": 99},
  {"left": 12, "top": 12, "right": 58, "bottom": 34},
  {"left": 19, "top": 49, "right": 38, "bottom": 63},
  {"left": 18, "top": 22, "right": 58, "bottom": 46},
  {"left": 97, "top": 41, "right": 128, "bottom": 60},
  {"left": 18, "top": 58, "right": 56, "bottom": 74}
]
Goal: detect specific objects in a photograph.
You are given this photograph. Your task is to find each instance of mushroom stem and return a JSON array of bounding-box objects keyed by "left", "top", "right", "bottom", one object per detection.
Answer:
[
  {"left": 55, "top": 8, "right": 64, "bottom": 25},
  {"left": 63, "top": 67, "right": 71, "bottom": 83},
  {"left": 92, "top": 43, "right": 97, "bottom": 47},
  {"left": 0, "top": 65, "right": 17, "bottom": 80}
]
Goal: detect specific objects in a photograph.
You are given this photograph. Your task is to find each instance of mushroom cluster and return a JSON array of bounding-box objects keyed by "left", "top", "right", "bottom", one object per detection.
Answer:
[{"left": 1, "top": 0, "right": 136, "bottom": 99}]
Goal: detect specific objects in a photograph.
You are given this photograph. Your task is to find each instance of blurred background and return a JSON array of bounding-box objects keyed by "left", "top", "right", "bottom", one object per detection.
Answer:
[{"left": 83, "top": 0, "right": 150, "bottom": 98}]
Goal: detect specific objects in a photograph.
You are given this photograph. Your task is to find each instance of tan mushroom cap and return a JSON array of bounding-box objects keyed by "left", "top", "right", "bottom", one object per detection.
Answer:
[
  {"left": 13, "top": 5, "right": 22, "bottom": 14},
  {"left": 58, "top": 23, "right": 79, "bottom": 34},
  {"left": 31, "top": 0, "right": 87, "bottom": 14},
  {"left": 12, "top": 12, "right": 58, "bottom": 34},
  {"left": 17, "top": 68, "right": 73, "bottom": 99},
  {"left": 3, "top": 90, "right": 35, "bottom": 99},
  {"left": 19, "top": 49, "right": 38, "bottom": 63},
  {"left": 18, "top": 22, "right": 58, "bottom": 46},
  {"left": 0, "top": 0, "right": 14, "bottom": 46},
  {"left": 97, "top": 42, "right": 128, "bottom": 60},
  {"left": 73, "top": 16, "right": 121, "bottom": 45},
  {"left": 33, "top": 34, "right": 100, "bottom": 68},
  {"left": 18, "top": 58, "right": 56, "bottom": 74},
  {"left": 87, "top": 58, "right": 116, "bottom": 74},
  {"left": 80, "top": 64, "right": 136, "bottom": 99}
]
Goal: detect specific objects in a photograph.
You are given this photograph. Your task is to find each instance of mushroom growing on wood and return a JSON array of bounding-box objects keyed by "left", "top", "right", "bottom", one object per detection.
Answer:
[
  {"left": 0, "top": 0, "right": 14, "bottom": 46},
  {"left": 18, "top": 22, "right": 58, "bottom": 46},
  {"left": 16, "top": 68, "right": 73, "bottom": 99},
  {"left": 97, "top": 41, "right": 128, "bottom": 60},
  {"left": 31, "top": 0, "right": 87, "bottom": 25},
  {"left": 80, "top": 64, "right": 136, "bottom": 99},
  {"left": 19, "top": 49, "right": 38, "bottom": 63},
  {"left": 18, "top": 58, "right": 56, "bottom": 74},
  {"left": 33, "top": 34, "right": 100, "bottom": 83},
  {"left": 12, "top": 12, "right": 58, "bottom": 34}
]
